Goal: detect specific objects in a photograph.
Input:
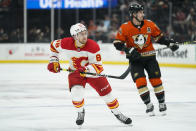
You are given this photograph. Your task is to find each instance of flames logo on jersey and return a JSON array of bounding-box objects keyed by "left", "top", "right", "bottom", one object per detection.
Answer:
[
  {"left": 72, "top": 57, "right": 88, "bottom": 69},
  {"left": 132, "top": 34, "right": 148, "bottom": 49}
]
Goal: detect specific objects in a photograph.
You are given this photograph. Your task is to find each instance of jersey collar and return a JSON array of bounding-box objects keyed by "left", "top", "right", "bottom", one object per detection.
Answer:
[{"left": 130, "top": 19, "right": 144, "bottom": 29}]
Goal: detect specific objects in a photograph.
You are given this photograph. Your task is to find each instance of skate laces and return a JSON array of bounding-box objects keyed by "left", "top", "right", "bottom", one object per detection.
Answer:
[
  {"left": 77, "top": 111, "right": 84, "bottom": 120},
  {"left": 147, "top": 103, "right": 153, "bottom": 109},
  {"left": 159, "top": 103, "right": 166, "bottom": 109}
]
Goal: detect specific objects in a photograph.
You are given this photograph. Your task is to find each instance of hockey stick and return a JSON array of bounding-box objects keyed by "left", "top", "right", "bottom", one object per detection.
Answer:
[
  {"left": 141, "top": 40, "right": 196, "bottom": 56},
  {"left": 60, "top": 64, "right": 131, "bottom": 79},
  {"left": 178, "top": 40, "right": 196, "bottom": 45},
  {"left": 141, "top": 46, "right": 169, "bottom": 56}
]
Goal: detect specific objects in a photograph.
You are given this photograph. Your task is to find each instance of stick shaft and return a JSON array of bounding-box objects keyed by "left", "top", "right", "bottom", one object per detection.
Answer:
[{"left": 61, "top": 65, "right": 131, "bottom": 79}]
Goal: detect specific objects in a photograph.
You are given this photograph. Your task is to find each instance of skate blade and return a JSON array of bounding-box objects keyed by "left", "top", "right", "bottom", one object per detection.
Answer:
[
  {"left": 77, "top": 125, "right": 82, "bottom": 129},
  {"left": 125, "top": 123, "right": 133, "bottom": 127},
  {"left": 160, "top": 111, "right": 167, "bottom": 116},
  {"left": 147, "top": 111, "right": 155, "bottom": 117}
]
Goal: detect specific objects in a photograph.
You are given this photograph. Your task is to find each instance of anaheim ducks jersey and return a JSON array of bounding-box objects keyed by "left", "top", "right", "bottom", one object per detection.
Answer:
[
  {"left": 116, "top": 19, "right": 162, "bottom": 54},
  {"left": 50, "top": 37, "right": 103, "bottom": 75}
]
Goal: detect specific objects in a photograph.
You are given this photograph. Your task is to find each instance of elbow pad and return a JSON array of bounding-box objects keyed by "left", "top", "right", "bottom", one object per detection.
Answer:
[{"left": 113, "top": 40, "right": 125, "bottom": 51}]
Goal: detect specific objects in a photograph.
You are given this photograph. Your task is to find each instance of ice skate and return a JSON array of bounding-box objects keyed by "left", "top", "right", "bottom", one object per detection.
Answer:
[
  {"left": 146, "top": 103, "right": 155, "bottom": 116},
  {"left": 112, "top": 111, "right": 132, "bottom": 124},
  {"left": 76, "top": 109, "right": 85, "bottom": 126},
  {"left": 159, "top": 102, "right": 167, "bottom": 116}
]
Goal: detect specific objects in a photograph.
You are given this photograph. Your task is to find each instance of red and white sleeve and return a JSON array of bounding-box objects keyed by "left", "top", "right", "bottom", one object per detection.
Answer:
[
  {"left": 86, "top": 51, "right": 104, "bottom": 77},
  {"left": 49, "top": 39, "right": 62, "bottom": 61}
]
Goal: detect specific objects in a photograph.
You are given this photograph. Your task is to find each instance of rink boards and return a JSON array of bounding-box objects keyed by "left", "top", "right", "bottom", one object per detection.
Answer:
[{"left": 0, "top": 43, "right": 196, "bottom": 68}]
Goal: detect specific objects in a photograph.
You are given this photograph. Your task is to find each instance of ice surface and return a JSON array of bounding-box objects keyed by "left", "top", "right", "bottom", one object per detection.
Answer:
[{"left": 0, "top": 64, "right": 196, "bottom": 131}]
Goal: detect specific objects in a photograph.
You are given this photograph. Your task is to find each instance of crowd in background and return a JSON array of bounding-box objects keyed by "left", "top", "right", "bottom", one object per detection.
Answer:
[{"left": 0, "top": 0, "right": 196, "bottom": 43}]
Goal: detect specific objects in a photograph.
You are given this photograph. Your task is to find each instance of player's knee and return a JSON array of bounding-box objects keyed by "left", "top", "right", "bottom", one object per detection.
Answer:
[
  {"left": 135, "top": 77, "right": 147, "bottom": 88},
  {"left": 97, "top": 82, "right": 112, "bottom": 96},
  {"left": 102, "top": 93, "right": 115, "bottom": 103},
  {"left": 149, "top": 78, "right": 162, "bottom": 87},
  {"left": 71, "top": 85, "right": 84, "bottom": 101}
]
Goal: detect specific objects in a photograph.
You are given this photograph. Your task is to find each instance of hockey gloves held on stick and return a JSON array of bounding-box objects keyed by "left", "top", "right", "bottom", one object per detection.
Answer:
[
  {"left": 113, "top": 40, "right": 141, "bottom": 62},
  {"left": 47, "top": 56, "right": 61, "bottom": 73},
  {"left": 157, "top": 36, "right": 179, "bottom": 52},
  {"left": 125, "top": 48, "right": 141, "bottom": 62},
  {"left": 74, "top": 66, "right": 88, "bottom": 77},
  {"left": 158, "top": 37, "right": 179, "bottom": 52}
]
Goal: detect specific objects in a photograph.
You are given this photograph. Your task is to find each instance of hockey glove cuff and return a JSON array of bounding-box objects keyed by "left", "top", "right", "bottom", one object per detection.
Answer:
[
  {"left": 113, "top": 40, "right": 126, "bottom": 51},
  {"left": 125, "top": 48, "right": 141, "bottom": 62},
  {"left": 158, "top": 37, "right": 179, "bottom": 52},
  {"left": 168, "top": 41, "right": 179, "bottom": 52},
  {"left": 47, "top": 56, "right": 61, "bottom": 73}
]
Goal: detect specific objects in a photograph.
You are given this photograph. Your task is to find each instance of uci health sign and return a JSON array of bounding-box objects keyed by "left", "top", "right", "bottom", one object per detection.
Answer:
[{"left": 27, "top": 0, "right": 117, "bottom": 9}]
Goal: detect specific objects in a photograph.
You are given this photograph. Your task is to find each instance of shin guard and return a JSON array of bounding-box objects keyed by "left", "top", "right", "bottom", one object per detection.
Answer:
[
  {"left": 150, "top": 78, "right": 165, "bottom": 103},
  {"left": 136, "top": 77, "right": 150, "bottom": 104},
  {"left": 71, "top": 85, "right": 85, "bottom": 112}
]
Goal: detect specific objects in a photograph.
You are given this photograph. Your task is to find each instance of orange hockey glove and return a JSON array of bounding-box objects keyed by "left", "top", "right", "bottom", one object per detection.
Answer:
[{"left": 47, "top": 56, "right": 61, "bottom": 73}]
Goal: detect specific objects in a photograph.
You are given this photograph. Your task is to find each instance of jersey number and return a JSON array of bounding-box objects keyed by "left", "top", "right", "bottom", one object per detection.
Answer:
[
  {"left": 55, "top": 40, "right": 61, "bottom": 48},
  {"left": 96, "top": 54, "right": 101, "bottom": 61}
]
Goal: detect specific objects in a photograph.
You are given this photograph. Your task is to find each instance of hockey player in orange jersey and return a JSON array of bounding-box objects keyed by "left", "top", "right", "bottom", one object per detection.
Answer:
[
  {"left": 113, "top": 2, "right": 179, "bottom": 116},
  {"left": 47, "top": 23, "right": 132, "bottom": 126}
]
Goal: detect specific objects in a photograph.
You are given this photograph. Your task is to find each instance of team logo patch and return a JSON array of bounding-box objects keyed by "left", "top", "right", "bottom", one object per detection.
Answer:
[
  {"left": 134, "top": 73, "right": 139, "bottom": 78},
  {"left": 147, "top": 27, "right": 151, "bottom": 33},
  {"left": 72, "top": 57, "right": 88, "bottom": 69},
  {"left": 155, "top": 71, "right": 159, "bottom": 76},
  {"left": 132, "top": 34, "right": 148, "bottom": 49}
]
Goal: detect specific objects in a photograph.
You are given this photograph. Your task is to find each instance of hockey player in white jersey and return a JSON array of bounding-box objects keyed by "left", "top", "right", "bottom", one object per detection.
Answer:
[{"left": 47, "top": 23, "right": 132, "bottom": 126}]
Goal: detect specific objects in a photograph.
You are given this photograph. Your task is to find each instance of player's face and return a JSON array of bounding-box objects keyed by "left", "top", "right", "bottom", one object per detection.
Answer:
[
  {"left": 77, "top": 31, "right": 88, "bottom": 44},
  {"left": 136, "top": 10, "right": 144, "bottom": 21}
]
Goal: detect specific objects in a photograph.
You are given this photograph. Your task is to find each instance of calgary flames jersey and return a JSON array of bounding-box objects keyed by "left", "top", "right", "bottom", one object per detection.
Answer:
[
  {"left": 116, "top": 19, "right": 162, "bottom": 53},
  {"left": 50, "top": 37, "right": 103, "bottom": 75}
]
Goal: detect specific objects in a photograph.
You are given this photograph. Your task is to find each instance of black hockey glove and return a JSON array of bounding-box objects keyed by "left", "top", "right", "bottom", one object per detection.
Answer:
[
  {"left": 113, "top": 40, "right": 126, "bottom": 51},
  {"left": 158, "top": 36, "right": 179, "bottom": 52},
  {"left": 167, "top": 39, "right": 179, "bottom": 52},
  {"left": 125, "top": 48, "right": 141, "bottom": 62}
]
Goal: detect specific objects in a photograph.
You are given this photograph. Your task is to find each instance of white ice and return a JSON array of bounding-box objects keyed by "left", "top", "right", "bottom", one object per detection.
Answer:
[{"left": 0, "top": 64, "right": 196, "bottom": 131}]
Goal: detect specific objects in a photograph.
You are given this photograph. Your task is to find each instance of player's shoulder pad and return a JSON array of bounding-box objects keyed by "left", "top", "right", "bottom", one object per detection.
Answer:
[
  {"left": 120, "top": 22, "right": 129, "bottom": 28},
  {"left": 84, "top": 39, "right": 100, "bottom": 53},
  {"left": 52, "top": 39, "right": 61, "bottom": 44},
  {"left": 119, "top": 21, "right": 131, "bottom": 33},
  {"left": 61, "top": 37, "right": 74, "bottom": 44},
  {"left": 51, "top": 39, "right": 62, "bottom": 50},
  {"left": 145, "top": 19, "right": 153, "bottom": 22},
  {"left": 61, "top": 37, "right": 75, "bottom": 49},
  {"left": 144, "top": 19, "right": 156, "bottom": 25}
]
